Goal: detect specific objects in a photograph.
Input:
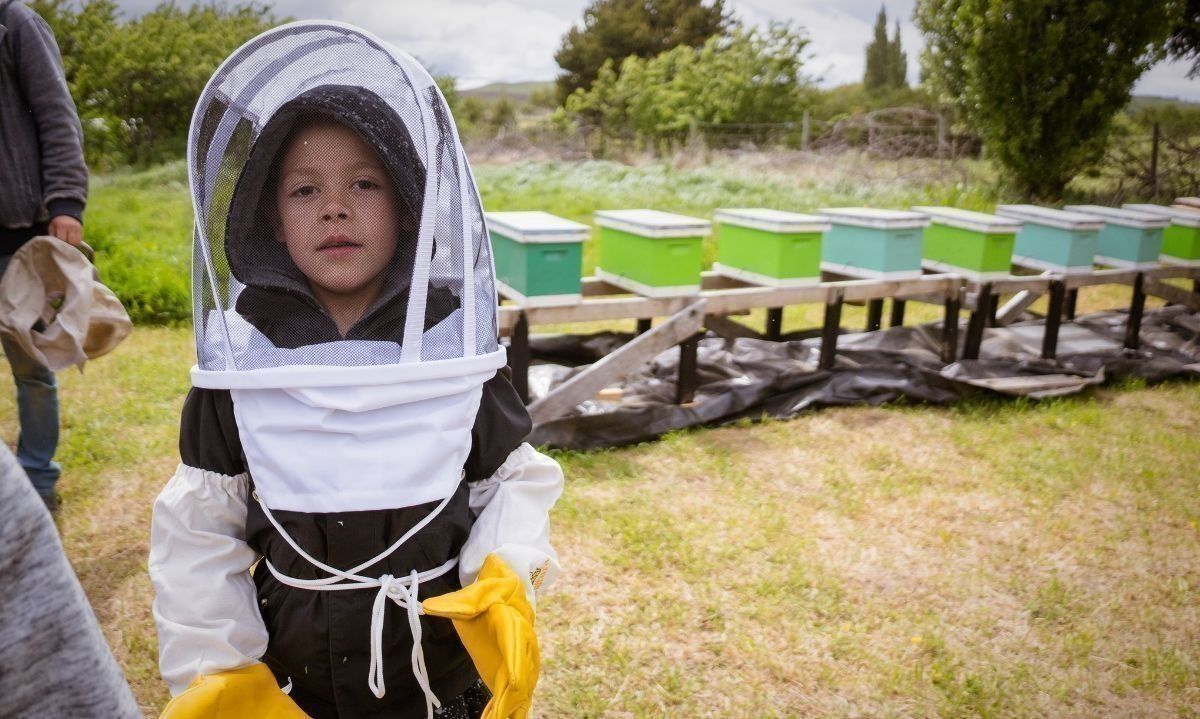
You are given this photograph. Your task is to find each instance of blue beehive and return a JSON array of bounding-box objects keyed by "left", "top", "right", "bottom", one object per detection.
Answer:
[
  {"left": 816, "top": 208, "right": 930, "bottom": 279},
  {"left": 995, "top": 205, "right": 1103, "bottom": 274},
  {"left": 1064, "top": 205, "right": 1169, "bottom": 269}
]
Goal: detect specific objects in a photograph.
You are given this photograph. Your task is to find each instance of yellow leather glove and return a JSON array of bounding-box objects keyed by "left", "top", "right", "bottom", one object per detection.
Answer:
[
  {"left": 422, "top": 554, "right": 540, "bottom": 719},
  {"left": 159, "top": 662, "right": 309, "bottom": 719}
]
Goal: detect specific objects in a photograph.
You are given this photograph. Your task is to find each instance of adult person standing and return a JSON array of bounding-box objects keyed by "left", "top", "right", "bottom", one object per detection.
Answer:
[{"left": 0, "top": 0, "right": 88, "bottom": 510}]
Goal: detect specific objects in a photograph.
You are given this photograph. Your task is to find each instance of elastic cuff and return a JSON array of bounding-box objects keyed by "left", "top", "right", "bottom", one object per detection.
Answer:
[{"left": 46, "top": 198, "right": 85, "bottom": 224}]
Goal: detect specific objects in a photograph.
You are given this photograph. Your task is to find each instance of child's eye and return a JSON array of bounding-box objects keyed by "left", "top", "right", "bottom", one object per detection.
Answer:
[
  {"left": 353, "top": 179, "right": 381, "bottom": 191},
  {"left": 290, "top": 185, "right": 318, "bottom": 198}
]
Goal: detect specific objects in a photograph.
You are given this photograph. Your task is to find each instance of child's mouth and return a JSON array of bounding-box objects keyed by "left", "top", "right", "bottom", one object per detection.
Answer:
[{"left": 318, "top": 235, "right": 362, "bottom": 256}]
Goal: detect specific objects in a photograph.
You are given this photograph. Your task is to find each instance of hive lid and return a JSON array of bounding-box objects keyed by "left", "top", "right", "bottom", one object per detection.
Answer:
[
  {"left": 995, "top": 205, "right": 1104, "bottom": 231},
  {"left": 1175, "top": 197, "right": 1200, "bottom": 210},
  {"left": 1121, "top": 204, "right": 1200, "bottom": 229},
  {"left": 816, "top": 207, "right": 930, "bottom": 230},
  {"left": 910, "top": 206, "right": 1022, "bottom": 234},
  {"left": 714, "top": 208, "right": 830, "bottom": 234},
  {"left": 485, "top": 211, "right": 591, "bottom": 243},
  {"left": 594, "top": 209, "right": 712, "bottom": 238},
  {"left": 1063, "top": 205, "right": 1171, "bottom": 230}
]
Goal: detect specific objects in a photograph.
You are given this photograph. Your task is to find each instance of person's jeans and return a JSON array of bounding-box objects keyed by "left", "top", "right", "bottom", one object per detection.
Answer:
[{"left": 0, "top": 252, "right": 61, "bottom": 498}]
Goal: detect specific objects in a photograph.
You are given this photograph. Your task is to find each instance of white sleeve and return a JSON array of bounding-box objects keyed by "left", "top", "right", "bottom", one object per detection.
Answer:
[
  {"left": 459, "top": 443, "right": 564, "bottom": 605},
  {"left": 148, "top": 464, "right": 269, "bottom": 696}
]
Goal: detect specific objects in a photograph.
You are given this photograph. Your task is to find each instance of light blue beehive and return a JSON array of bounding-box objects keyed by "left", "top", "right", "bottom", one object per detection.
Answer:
[
  {"left": 816, "top": 208, "right": 930, "bottom": 279},
  {"left": 995, "top": 205, "right": 1103, "bottom": 274},
  {"left": 1063, "top": 205, "right": 1169, "bottom": 269}
]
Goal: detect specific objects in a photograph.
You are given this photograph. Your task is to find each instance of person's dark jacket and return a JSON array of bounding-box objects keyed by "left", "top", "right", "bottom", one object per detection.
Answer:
[{"left": 0, "top": 1, "right": 87, "bottom": 253}]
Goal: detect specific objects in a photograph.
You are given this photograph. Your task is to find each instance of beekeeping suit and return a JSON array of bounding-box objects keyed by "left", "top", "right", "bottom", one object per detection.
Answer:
[{"left": 148, "top": 21, "right": 561, "bottom": 719}]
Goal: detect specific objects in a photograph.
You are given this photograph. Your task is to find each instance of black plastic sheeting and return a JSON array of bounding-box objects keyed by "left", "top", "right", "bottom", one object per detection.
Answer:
[{"left": 525, "top": 306, "right": 1200, "bottom": 450}]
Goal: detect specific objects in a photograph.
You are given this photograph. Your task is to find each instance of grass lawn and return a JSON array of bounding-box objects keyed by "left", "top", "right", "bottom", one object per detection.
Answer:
[
  {"left": 2, "top": 156, "right": 1197, "bottom": 717},
  {"left": 2, "top": 326, "right": 1198, "bottom": 717}
]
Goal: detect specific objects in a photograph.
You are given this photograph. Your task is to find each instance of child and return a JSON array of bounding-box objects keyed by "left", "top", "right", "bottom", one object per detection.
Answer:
[{"left": 149, "top": 22, "right": 562, "bottom": 719}]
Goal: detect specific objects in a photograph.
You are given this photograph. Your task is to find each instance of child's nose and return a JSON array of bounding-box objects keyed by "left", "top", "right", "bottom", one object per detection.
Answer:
[{"left": 322, "top": 194, "right": 352, "bottom": 221}]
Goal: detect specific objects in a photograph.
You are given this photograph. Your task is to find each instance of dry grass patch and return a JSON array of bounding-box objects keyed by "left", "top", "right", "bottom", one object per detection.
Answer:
[{"left": 4, "top": 327, "right": 1198, "bottom": 717}]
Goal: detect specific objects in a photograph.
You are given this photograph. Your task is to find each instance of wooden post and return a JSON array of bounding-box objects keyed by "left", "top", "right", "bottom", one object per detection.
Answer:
[
  {"left": 1042, "top": 280, "right": 1065, "bottom": 360},
  {"left": 941, "top": 290, "right": 960, "bottom": 364},
  {"left": 1151, "top": 122, "right": 1160, "bottom": 198},
  {"left": 766, "top": 307, "right": 784, "bottom": 341},
  {"left": 889, "top": 298, "right": 907, "bottom": 327},
  {"left": 704, "top": 314, "right": 764, "bottom": 340},
  {"left": 675, "top": 333, "right": 701, "bottom": 405},
  {"left": 819, "top": 289, "right": 844, "bottom": 370},
  {"left": 1065, "top": 288, "right": 1078, "bottom": 320},
  {"left": 963, "top": 283, "right": 993, "bottom": 360},
  {"left": 801, "top": 110, "right": 811, "bottom": 151},
  {"left": 866, "top": 299, "right": 884, "bottom": 331},
  {"left": 509, "top": 313, "right": 530, "bottom": 404},
  {"left": 527, "top": 300, "right": 707, "bottom": 424},
  {"left": 1124, "top": 272, "right": 1146, "bottom": 350},
  {"left": 937, "top": 112, "right": 948, "bottom": 158}
]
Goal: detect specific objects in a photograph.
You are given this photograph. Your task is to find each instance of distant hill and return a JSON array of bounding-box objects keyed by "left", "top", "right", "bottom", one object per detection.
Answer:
[
  {"left": 1129, "top": 95, "right": 1200, "bottom": 111},
  {"left": 461, "top": 81, "right": 554, "bottom": 103}
]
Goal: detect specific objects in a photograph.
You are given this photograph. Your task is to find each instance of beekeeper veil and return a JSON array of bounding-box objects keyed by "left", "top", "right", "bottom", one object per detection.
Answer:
[{"left": 187, "top": 21, "right": 505, "bottom": 515}]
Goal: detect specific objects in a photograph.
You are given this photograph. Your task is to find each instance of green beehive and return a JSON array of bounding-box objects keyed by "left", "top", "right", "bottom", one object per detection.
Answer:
[
  {"left": 712, "top": 209, "right": 830, "bottom": 287},
  {"left": 594, "top": 209, "right": 710, "bottom": 296},
  {"left": 913, "top": 206, "right": 1022, "bottom": 279},
  {"left": 816, "top": 208, "right": 930, "bottom": 279},
  {"left": 486, "top": 211, "right": 590, "bottom": 307},
  {"left": 1124, "top": 203, "right": 1200, "bottom": 266},
  {"left": 995, "top": 205, "right": 1102, "bottom": 274},
  {"left": 1064, "top": 205, "right": 1169, "bottom": 269}
]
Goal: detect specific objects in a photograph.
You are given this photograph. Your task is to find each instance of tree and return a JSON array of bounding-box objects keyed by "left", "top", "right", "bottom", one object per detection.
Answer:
[
  {"left": 563, "top": 23, "right": 813, "bottom": 145},
  {"left": 916, "top": 0, "right": 1176, "bottom": 199},
  {"left": 554, "top": 0, "right": 732, "bottom": 105},
  {"left": 32, "top": 1, "right": 280, "bottom": 167},
  {"left": 865, "top": 6, "right": 907, "bottom": 91},
  {"left": 1165, "top": 0, "right": 1200, "bottom": 78},
  {"left": 863, "top": 6, "right": 890, "bottom": 90},
  {"left": 888, "top": 20, "right": 907, "bottom": 89}
]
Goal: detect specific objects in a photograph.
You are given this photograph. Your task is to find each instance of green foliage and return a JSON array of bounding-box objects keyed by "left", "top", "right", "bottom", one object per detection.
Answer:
[
  {"left": 29, "top": 0, "right": 280, "bottom": 169},
  {"left": 888, "top": 20, "right": 908, "bottom": 89},
  {"left": 562, "top": 23, "right": 813, "bottom": 145},
  {"left": 1165, "top": 0, "right": 1200, "bottom": 78},
  {"left": 864, "top": 6, "right": 889, "bottom": 90},
  {"left": 489, "top": 97, "right": 518, "bottom": 132},
  {"left": 87, "top": 161, "right": 192, "bottom": 324},
  {"left": 864, "top": 7, "right": 908, "bottom": 92},
  {"left": 916, "top": 0, "right": 1177, "bottom": 200},
  {"left": 811, "top": 83, "right": 937, "bottom": 122},
  {"left": 434, "top": 75, "right": 461, "bottom": 116},
  {"left": 554, "top": 0, "right": 732, "bottom": 105},
  {"left": 527, "top": 85, "right": 558, "bottom": 110}
]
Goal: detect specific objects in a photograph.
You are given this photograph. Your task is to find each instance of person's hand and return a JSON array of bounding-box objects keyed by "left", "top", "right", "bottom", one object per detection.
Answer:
[
  {"left": 158, "top": 663, "right": 309, "bottom": 719},
  {"left": 48, "top": 215, "right": 83, "bottom": 247},
  {"left": 422, "top": 554, "right": 540, "bottom": 719}
]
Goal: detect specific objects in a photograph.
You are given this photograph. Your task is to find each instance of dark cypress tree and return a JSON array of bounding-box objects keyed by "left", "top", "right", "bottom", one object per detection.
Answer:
[
  {"left": 888, "top": 19, "right": 908, "bottom": 88},
  {"left": 864, "top": 5, "right": 890, "bottom": 90}
]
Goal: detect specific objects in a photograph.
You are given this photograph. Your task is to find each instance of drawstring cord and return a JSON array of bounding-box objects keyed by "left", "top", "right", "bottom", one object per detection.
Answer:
[{"left": 254, "top": 490, "right": 456, "bottom": 718}]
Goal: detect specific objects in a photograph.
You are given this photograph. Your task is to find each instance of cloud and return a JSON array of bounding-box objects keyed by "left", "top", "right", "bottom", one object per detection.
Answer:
[{"left": 110, "top": 0, "right": 1200, "bottom": 100}]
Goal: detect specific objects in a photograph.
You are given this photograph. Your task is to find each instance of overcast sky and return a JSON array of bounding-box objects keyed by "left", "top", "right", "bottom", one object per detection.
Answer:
[{"left": 113, "top": 0, "right": 1199, "bottom": 100}]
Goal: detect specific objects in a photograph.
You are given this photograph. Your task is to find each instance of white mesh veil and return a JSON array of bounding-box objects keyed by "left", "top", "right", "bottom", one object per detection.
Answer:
[
  {"left": 188, "top": 20, "right": 503, "bottom": 389},
  {"left": 185, "top": 22, "right": 508, "bottom": 516}
]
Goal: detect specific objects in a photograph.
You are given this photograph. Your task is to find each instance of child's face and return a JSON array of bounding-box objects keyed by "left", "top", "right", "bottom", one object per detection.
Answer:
[{"left": 274, "top": 120, "right": 401, "bottom": 313}]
